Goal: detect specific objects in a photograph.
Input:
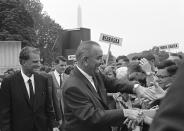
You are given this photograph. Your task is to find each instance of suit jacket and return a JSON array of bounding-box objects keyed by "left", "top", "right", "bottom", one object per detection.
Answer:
[
  {"left": 0, "top": 71, "right": 55, "bottom": 131},
  {"left": 149, "top": 64, "right": 184, "bottom": 131},
  {"left": 49, "top": 71, "right": 69, "bottom": 121},
  {"left": 62, "top": 67, "right": 135, "bottom": 131}
]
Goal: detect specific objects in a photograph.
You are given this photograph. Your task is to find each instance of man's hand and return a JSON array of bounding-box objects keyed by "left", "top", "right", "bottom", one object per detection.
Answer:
[
  {"left": 139, "top": 58, "right": 152, "bottom": 74},
  {"left": 148, "top": 82, "right": 166, "bottom": 99},
  {"left": 143, "top": 116, "right": 153, "bottom": 125},
  {"left": 124, "top": 118, "right": 137, "bottom": 130},
  {"left": 53, "top": 127, "right": 60, "bottom": 131},
  {"left": 58, "top": 119, "right": 62, "bottom": 126},
  {"left": 123, "top": 109, "right": 141, "bottom": 120},
  {"left": 123, "top": 109, "right": 144, "bottom": 129},
  {"left": 134, "top": 85, "right": 157, "bottom": 100},
  {"left": 142, "top": 108, "right": 158, "bottom": 118}
]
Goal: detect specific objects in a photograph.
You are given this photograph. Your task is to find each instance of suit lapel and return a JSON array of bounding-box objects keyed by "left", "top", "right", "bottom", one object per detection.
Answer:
[
  {"left": 51, "top": 72, "right": 60, "bottom": 88},
  {"left": 84, "top": 77, "right": 102, "bottom": 101},
  {"left": 62, "top": 73, "right": 68, "bottom": 82},
  {"left": 93, "top": 74, "right": 108, "bottom": 109},
  {"left": 17, "top": 72, "right": 32, "bottom": 108},
  {"left": 50, "top": 71, "right": 65, "bottom": 117},
  {"left": 95, "top": 74, "right": 108, "bottom": 105},
  {"left": 73, "top": 67, "right": 105, "bottom": 103},
  {"left": 33, "top": 73, "right": 43, "bottom": 111}
]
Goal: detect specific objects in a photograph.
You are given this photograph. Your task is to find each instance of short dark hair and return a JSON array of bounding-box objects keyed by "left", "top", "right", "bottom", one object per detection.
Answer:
[
  {"left": 19, "top": 46, "right": 40, "bottom": 65},
  {"left": 64, "top": 65, "right": 74, "bottom": 75},
  {"left": 167, "top": 65, "right": 178, "bottom": 76},
  {"left": 157, "top": 60, "right": 176, "bottom": 69},
  {"left": 55, "top": 56, "right": 67, "bottom": 64},
  {"left": 4, "top": 68, "right": 15, "bottom": 74},
  {"left": 116, "top": 55, "right": 129, "bottom": 63},
  {"left": 128, "top": 62, "right": 144, "bottom": 74},
  {"left": 132, "top": 56, "right": 143, "bottom": 61},
  {"left": 143, "top": 53, "right": 155, "bottom": 61},
  {"left": 170, "top": 53, "right": 183, "bottom": 59}
]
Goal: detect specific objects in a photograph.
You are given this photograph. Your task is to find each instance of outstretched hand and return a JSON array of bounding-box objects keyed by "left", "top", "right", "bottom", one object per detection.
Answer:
[
  {"left": 134, "top": 85, "right": 158, "bottom": 101},
  {"left": 123, "top": 109, "right": 144, "bottom": 129},
  {"left": 139, "top": 58, "right": 152, "bottom": 74},
  {"left": 148, "top": 81, "right": 166, "bottom": 99}
]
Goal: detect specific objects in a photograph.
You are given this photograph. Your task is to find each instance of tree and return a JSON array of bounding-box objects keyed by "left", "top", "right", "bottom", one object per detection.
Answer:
[
  {"left": 0, "top": 0, "right": 63, "bottom": 65},
  {"left": 21, "top": 0, "right": 63, "bottom": 65},
  {"left": 0, "top": 0, "right": 36, "bottom": 46}
]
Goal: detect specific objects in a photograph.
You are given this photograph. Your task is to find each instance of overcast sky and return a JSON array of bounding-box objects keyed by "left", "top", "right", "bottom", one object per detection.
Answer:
[{"left": 40, "top": 0, "right": 184, "bottom": 57}]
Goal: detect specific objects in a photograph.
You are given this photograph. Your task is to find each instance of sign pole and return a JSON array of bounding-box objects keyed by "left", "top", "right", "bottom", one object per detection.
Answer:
[
  {"left": 99, "top": 33, "right": 123, "bottom": 65},
  {"left": 168, "top": 48, "right": 171, "bottom": 56},
  {"left": 106, "top": 43, "right": 112, "bottom": 65}
]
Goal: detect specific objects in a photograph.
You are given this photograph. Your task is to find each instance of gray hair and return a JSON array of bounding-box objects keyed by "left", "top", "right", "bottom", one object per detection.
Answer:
[{"left": 75, "top": 41, "right": 100, "bottom": 61}]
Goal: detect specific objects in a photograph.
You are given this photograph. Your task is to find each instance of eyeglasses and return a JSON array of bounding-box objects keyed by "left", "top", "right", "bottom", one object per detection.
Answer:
[{"left": 60, "top": 65, "right": 66, "bottom": 67}]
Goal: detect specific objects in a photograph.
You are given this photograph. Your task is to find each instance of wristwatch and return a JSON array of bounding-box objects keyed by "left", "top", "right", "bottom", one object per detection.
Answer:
[
  {"left": 133, "top": 84, "right": 140, "bottom": 93},
  {"left": 146, "top": 72, "right": 154, "bottom": 76}
]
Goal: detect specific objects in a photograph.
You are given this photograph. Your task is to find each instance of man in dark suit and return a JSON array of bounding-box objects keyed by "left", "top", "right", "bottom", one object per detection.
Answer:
[
  {"left": 0, "top": 46, "right": 59, "bottom": 131},
  {"left": 149, "top": 63, "right": 184, "bottom": 131},
  {"left": 49, "top": 56, "right": 68, "bottom": 130},
  {"left": 62, "top": 40, "right": 157, "bottom": 131}
]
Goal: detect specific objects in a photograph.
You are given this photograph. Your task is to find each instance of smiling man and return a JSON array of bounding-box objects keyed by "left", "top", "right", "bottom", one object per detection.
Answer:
[
  {"left": 62, "top": 40, "right": 157, "bottom": 131},
  {"left": 0, "top": 46, "right": 58, "bottom": 131}
]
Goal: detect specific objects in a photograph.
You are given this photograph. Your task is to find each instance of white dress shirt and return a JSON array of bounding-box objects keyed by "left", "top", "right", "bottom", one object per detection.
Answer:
[
  {"left": 77, "top": 66, "right": 97, "bottom": 92},
  {"left": 21, "top": 69, "right": 35, "bottom": 98},
  {"left": 54, "top": 70, "right": 63, "bottom": 87}
]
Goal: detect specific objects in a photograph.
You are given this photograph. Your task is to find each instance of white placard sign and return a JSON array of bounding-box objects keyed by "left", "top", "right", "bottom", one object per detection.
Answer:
[
  {"left": 159, "top": 43, "right": 179, "bottom": 50},
  {"left": 68, "top": 55, "right": 76, "bottom": 60},
  {"left": 99, "top": 33, "right": 123, "bottom": 46}
]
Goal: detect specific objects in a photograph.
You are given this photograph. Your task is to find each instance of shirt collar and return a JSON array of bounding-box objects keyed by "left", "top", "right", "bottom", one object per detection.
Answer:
[
  {"left": 76, "top": 66, "right": 93, "bottom": 81},
  {"left": 54, "top": 69, "right": 61, "bottom": 75},
  {"left": 21, "top": 69, "right": 34, "bottom": 82}
]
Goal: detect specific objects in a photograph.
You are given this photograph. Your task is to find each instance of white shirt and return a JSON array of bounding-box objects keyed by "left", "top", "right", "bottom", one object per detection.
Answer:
[
  {"left": 54, "top": 70, "right": 63, "bottom": 87},
  {"left": 77, "top": 66, "right": 97, "bottom": 92},
  {"left": 21, "top": 69, "right": 35, "bottom": 98}
]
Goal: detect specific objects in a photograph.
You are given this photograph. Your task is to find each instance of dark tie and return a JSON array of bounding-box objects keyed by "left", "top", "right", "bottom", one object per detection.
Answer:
[
  {"left": 59, "top": 74, "right": 64, "bottom": 121},
  {"left": 59, "top": 74, "right": 62, "bottom": 88},
  {"left": 92, "top": 76, "right": 99, "bottom": 93},
  {"left": 28, "top": 79, "right": 34, "bottom": 107}
]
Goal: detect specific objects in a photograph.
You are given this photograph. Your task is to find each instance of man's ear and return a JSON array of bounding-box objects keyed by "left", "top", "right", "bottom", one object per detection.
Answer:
[
  {"left": 82, "top": 56, "right": 88, "bottom": 66},
  {"left": 21, "top": 60, "right": 26, "bottom": 66},
  {"left": 151, "top": 59, "right": 155, "bottom": 64}
]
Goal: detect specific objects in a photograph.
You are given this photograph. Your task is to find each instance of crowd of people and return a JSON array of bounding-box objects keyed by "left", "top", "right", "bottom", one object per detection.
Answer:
[{"left": 0, "top": 40, "right": 183, "bottom": 131}]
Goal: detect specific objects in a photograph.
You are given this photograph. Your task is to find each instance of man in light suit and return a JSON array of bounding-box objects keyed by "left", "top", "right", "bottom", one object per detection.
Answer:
[
  {"left": 62, "top": 40, "right": 157, "bottom": 131},
  {"left": 50, "top": 56, "right": 68, "bottom": 130},
  {"left": 0, "top": 46, "right": 59, "bottom": 131}
]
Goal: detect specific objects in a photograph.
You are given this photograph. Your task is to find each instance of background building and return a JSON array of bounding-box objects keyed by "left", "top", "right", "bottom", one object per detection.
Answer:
[{"left": 52, "top": 28, "right": 91, "bottom": 64}]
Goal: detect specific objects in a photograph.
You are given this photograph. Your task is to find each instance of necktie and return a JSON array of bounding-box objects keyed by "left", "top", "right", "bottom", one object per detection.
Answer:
[
  {"left": 28, "top": 79, "right": 34, "bottom": 107},
  {"left": 59, "top": 74, "right": 62, "bottom": 88},
  {"left": 92, "top": 76, "right": 99, "bottom": 93},
  {"left": 59, "top": 74, "right": 64, "bottom": 121}
]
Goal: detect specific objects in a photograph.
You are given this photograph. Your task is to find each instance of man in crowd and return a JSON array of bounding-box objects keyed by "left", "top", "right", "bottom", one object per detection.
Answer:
[
  {"left": 139, "top": 54, "right": 158, "bottom": 87},
  {"left": 0, "top": 46, "right": 59, "bottom": 131},
  {"left": 49, "top": 56, "right": 68, "bottom": 130},
  {"left": 3, "top": 68, "right": 15, "bottom": 78},
  {"left": 150, "top": 63, "right": 184, "bottom": 131},
  {"left": 116, "top": 55, "right": 130, "bottom": 68},
  {"left": 62, "top": 40, "right": 157, "bottom": 131}
]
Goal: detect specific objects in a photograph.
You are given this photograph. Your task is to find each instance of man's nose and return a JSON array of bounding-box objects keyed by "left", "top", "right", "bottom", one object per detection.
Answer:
[
  {"left": 36, "top": 61, "right": 41, "bottom": 67},
  {"left": 98, "top": 58, "right": 102, "bottom": 64}
]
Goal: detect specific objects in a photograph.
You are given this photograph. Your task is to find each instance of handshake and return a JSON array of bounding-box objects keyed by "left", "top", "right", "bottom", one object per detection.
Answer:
[{"left": 123, "top": 108, "right": 158, "bottom": 129}]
